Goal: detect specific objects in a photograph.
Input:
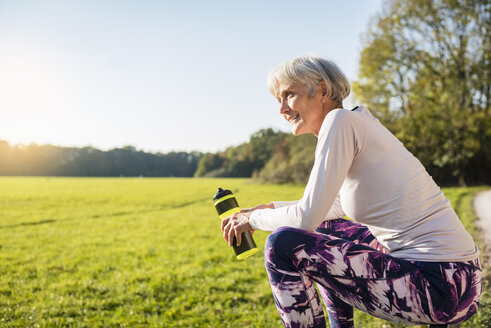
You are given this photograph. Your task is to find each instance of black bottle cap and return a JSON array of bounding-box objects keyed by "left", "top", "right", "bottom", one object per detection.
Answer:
[{"left": 213, "top": 187, "right": 232, "bottom": 202}]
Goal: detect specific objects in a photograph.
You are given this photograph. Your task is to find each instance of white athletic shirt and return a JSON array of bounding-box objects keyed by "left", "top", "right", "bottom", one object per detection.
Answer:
[{"left": 249, "top": 106, "right": 479, "bottom": 262}]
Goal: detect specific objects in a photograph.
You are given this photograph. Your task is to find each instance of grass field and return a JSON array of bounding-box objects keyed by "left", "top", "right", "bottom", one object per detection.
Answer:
[{"left": 0, "top": 177, "right": 489, "bottom": 327}]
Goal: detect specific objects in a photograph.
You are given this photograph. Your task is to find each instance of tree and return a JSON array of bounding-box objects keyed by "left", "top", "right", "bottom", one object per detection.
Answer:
[
  {"left": 194, "top": 128, "right": 290, "bottom": 178},
  {"left": 254, "top": 134, "right": 317, "bottom": 184},
  {"left": 248, "top": 128, "right": 289, "bottom": 174},
  {"left": 353, "top": 0, "right": 490, "bottom": 186},
  {"left": 194, "top": 153, "right": 226, "bottom": 177}
]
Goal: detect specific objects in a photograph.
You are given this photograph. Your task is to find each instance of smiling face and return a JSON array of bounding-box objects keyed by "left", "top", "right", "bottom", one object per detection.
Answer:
[{"left": 277, "top": 82, "right": 326, "bottom": 136}]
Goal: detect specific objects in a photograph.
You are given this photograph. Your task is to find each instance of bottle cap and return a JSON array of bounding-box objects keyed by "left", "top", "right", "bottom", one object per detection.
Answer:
[{"left": 213, "top": 187, "right": 232, "bottom": 202}]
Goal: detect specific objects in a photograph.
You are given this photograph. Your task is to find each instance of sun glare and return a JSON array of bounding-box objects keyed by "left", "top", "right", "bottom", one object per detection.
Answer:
[{"left": 0, "top": 43, "right": 75, "bottom": 144}]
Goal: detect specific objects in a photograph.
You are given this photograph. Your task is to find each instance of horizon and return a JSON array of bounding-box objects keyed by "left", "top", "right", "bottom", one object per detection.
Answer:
[{"left": 0, "top": 137, "right": 223, "bottom": 154}]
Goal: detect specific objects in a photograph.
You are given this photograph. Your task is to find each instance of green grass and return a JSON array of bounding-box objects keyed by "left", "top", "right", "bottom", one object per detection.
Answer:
[{"left": 0, "top": 178, "right": 488, "bottom": 327}]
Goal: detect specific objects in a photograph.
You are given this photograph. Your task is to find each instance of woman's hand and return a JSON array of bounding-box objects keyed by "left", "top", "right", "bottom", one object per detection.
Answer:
[{"left": 221, "top": 211, "right": 254, "bottom": 247}]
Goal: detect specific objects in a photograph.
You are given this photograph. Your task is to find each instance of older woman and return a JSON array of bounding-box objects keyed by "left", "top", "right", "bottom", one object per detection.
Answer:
[{"left": 221, "top": 56, "right": 481, "bottom": 328}]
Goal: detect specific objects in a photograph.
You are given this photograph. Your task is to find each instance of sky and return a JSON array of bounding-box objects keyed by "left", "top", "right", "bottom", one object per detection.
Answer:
[{"left": 0, "top": 0, "right": 384, "bottom": 154}]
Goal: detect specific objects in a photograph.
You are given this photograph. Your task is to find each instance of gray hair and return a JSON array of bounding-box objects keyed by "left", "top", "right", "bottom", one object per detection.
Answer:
[{"left": 267, "top": 55, "right": 351, "bottom": 104}]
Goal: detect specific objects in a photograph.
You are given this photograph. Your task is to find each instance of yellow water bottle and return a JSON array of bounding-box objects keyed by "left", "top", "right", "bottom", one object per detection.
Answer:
[{"left": 213, "top": 188, "right": 258, "bottom": 260}]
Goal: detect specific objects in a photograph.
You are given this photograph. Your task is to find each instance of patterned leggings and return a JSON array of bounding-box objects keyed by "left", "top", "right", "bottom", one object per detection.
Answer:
[{"left": 265, "top": 219, "right": 482, "bottom": 328}]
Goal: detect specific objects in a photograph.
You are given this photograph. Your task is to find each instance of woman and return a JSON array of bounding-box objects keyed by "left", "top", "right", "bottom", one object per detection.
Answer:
[{"left": 221, "top": 56, "right": 481, "bottom": 328}]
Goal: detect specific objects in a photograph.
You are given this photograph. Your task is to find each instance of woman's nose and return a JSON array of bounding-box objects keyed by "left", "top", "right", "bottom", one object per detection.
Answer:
[{"left": 279, "top": 99, "right": 290, "bottom": 114}]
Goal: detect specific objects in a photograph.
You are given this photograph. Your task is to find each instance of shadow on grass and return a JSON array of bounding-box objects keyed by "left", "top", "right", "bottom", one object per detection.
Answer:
[{"left": 0, "top": 219, "right": 57, "bottom": 229}]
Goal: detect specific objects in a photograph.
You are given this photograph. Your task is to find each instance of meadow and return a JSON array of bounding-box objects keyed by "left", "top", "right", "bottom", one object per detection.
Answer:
[{"left": 0, "top": 177, "right": 489, "bottom": 327}]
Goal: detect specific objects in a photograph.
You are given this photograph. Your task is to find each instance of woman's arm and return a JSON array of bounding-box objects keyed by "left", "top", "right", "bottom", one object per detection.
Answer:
[
  {"left": 240, "top": 202, "right": 275, "bottom": 213},
  {"left": 249, "top": 109, "right": 363, "bottom": 232},
  {"left": 271, "top": 200, "right": 298, "bottom": 208}
]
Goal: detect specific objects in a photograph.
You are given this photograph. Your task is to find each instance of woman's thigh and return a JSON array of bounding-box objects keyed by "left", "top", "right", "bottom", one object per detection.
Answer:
[{"left": 316, "top": 218, "right": 388, "bottom": 253}]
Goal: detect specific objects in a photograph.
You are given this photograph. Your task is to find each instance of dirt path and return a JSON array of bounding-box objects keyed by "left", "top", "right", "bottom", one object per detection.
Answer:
[{"left": 474, "top": 190, "right": 491, "bottom": 266}]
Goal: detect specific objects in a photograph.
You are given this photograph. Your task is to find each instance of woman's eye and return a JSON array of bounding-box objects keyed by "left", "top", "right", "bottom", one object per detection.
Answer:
[{"left": 286, "top": 92, "right": 293, "bottom": 98}]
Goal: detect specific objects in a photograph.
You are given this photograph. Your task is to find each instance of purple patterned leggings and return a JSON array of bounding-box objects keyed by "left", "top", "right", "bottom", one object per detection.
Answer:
[{"left": 265, "top": 219, "right": 482, "bottom": 328}]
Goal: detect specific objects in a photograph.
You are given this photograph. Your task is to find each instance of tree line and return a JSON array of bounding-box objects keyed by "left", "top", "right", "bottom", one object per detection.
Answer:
[
  {"left": 0, "top": 128, "right": 316, "bottom": 182},
  {"left": 0, "top": 141, "right": 201, "bottom": 177}
]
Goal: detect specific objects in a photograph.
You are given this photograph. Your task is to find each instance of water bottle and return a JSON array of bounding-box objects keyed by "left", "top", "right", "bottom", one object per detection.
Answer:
[{"left": 213, "top": 188, "right": 258, "bottom": 260}]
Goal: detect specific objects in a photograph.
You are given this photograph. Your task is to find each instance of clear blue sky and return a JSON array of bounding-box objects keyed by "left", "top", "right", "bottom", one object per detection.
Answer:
[{"left": 0, "top": 0, "right": 384, "bottom": 153}]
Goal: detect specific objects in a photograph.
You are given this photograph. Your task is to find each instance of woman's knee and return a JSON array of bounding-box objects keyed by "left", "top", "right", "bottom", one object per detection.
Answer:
[{"left": 265, "top": 226, "right": 312, "bottom": 258}]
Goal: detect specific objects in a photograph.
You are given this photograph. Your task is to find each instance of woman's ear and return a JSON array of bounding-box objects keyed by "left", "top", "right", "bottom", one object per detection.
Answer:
[{"left": 318, "top": 80, "right": 330, "bottom": 98}]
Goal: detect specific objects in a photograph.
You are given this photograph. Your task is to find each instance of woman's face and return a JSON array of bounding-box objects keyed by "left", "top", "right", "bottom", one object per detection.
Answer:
[{"left": 277, "top": 82, "right": 325, "bottom": 136}]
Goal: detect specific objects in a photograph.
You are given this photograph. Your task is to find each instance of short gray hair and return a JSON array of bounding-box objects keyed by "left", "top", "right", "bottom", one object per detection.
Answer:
[{"left": 267, "top": 55, "right": 351, "bottom": 104}]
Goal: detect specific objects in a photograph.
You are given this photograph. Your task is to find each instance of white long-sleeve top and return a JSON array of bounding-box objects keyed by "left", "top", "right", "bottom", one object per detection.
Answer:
[{"left": 249, "top": 106, "right": 479, "bottom": 262}]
